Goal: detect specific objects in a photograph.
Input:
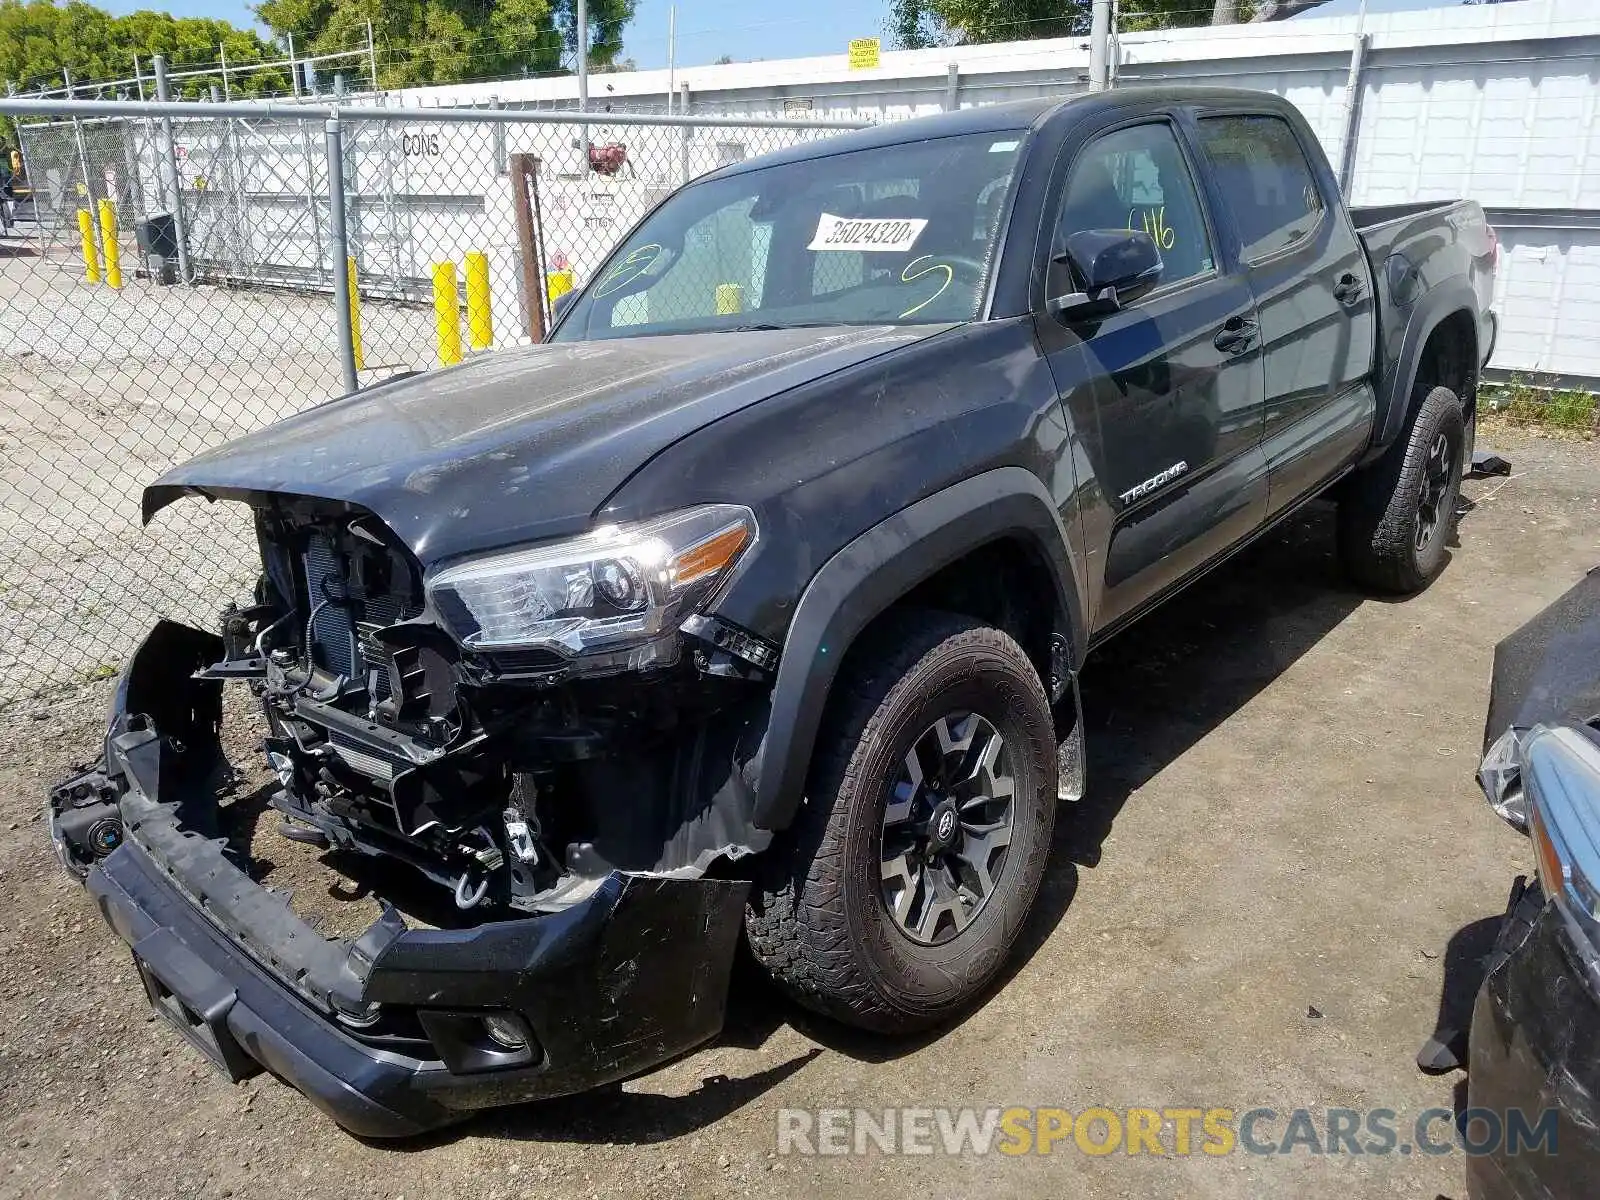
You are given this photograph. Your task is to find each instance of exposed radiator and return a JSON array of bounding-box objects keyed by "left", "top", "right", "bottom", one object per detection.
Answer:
[
  {"left": 302, "top": 533, "right": 417, "bottom": 687},
  {"left": 328, "top": 729, "right": 398, "bottom": 782}
]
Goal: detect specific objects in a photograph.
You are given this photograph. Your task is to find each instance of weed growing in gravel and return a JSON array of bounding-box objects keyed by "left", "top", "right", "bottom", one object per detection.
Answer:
[{"left": 1485, "top": 376, "right": 1598, "bottom": 434}]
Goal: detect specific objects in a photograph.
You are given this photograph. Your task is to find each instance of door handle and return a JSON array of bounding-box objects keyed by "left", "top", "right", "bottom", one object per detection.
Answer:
[
  {"left": 1213, "top": 316, "right": 1258, "bottom": 355},
  {"left": 1333, "top": 271, "right": 1365, "bottom": 306}
]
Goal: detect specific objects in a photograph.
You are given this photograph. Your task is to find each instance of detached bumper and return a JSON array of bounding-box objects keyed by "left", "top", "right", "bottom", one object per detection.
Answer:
[
  {"left": 1466, "top": 879, "right": 1600, "bottom": 1200},
  {"left": 87, "top": 842, "right": 747, "bottom": 1137},
  {"left": 54, "top": 622, "right": 748, "bottom": 1137}
]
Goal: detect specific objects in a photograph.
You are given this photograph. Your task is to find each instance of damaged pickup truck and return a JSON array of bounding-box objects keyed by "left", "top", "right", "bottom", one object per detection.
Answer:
[{"left": 50, "top": 88, "right": 1497, "bottom": 1136}]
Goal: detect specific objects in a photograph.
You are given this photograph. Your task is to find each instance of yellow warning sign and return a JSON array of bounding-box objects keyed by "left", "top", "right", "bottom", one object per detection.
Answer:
[{"left": 848, "top": 37, "right": 881, "bottom": 70}]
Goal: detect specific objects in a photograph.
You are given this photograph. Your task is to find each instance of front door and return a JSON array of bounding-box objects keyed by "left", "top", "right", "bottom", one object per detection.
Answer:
[{"left": 1036, "top": 117, "right": 1268, "bottom": 634}]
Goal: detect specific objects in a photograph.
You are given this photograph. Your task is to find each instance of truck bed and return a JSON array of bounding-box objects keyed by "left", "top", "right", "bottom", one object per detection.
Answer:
[{"left": 1351, "top": 199, "right": 1486, "bottom": 263}]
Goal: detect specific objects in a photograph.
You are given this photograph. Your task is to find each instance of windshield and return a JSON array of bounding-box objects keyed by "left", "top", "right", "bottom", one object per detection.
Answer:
[{"left": 552, "top": 131, "right": 1026, "bottom": 341}]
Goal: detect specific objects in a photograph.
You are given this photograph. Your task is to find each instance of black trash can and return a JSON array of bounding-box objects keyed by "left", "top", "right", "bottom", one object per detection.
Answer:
[{"left": 135, "top": 212, "right": 178, "bottom": 261}]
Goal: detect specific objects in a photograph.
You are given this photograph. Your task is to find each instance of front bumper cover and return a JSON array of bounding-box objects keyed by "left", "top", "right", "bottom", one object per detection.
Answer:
[
  {"left": 52, "top": 622, "right": 749, "bottom": 1137},
  {"left": 1466, "top": 878, "right": 1600, "bottom": 1200}
]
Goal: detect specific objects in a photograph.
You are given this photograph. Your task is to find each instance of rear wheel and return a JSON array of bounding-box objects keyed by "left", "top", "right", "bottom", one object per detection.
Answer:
[
  {"left": 745, "top": 611, "right": 1055, "bottom": 1032},
  {"left": 1338, "top": 385, "right": 1465, "bottom": 594}
]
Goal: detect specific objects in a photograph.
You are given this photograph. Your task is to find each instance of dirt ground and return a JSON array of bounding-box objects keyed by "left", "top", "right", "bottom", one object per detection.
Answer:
[{"left": 0, "top": 425, "right": 1595, "bottom": 1200}]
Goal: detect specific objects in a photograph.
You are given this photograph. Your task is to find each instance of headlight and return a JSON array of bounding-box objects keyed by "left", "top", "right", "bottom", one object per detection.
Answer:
[
  {"left": 1505, "top": 723, "right": 1600, "bottom": 986},
  {"left": 428, "top": 504, "right": 757, "bottom": 675}
]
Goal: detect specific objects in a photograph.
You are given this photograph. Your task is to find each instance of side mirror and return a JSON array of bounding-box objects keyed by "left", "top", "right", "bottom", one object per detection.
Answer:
[
  {"left": 552, "top": 290, "right": 578, "bottom": 322},
  {"left": 1048, "top": 229, "right": 1164, "bottom": 321}
]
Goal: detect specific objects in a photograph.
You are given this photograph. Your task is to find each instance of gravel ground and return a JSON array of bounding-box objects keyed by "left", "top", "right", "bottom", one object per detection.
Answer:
[{"left": 0, "top": 425, "right": 1596, "bottom": 1200}]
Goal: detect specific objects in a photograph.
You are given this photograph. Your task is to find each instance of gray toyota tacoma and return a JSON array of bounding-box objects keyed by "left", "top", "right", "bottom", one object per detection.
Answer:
[{"left": 50, "top": 88, "right": 1497, "bottom": 1135}]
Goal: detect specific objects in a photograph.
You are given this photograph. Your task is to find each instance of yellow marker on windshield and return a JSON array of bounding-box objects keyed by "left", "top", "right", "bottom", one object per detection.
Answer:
[{"left": 715, "top": 284, "right": 744, "bottom": 315}]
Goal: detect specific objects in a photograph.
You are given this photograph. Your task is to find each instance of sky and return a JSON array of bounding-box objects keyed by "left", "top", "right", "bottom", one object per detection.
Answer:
[{"left": 92, "top": 0, "right": 1473, "bottom": 71}]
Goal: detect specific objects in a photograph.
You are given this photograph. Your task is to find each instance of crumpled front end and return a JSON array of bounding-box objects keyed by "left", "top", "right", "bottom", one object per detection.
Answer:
[{"left": 47, "top": 490, "right": 783, "bottom": 1134}]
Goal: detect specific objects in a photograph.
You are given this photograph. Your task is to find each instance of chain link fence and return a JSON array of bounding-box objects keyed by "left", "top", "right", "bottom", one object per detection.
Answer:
[{"left": 0, "top": 96, "right": 865, "bottom": 711}]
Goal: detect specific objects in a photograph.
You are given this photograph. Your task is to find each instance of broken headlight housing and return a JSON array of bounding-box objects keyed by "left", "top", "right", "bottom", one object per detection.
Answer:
[
  {"left": 428, "top": 504, "right": 757, "bottom": 675},
  {"left": 1484, "top": 723, "right": 1600, "bottom": 990}
]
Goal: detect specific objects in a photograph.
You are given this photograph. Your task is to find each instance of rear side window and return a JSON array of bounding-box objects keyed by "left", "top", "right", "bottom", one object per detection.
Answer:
[{"left": 1197, "top": 115, "right": 1325, "bottom": 262}]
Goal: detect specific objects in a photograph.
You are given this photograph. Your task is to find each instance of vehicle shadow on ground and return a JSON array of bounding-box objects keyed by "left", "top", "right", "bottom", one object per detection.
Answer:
[
  {"left": 456, "top": 1044, "right": 826, "bottom": 1147},
  {"left": 1418, "top": 909, "right": 1510, "bottom": 1136}
]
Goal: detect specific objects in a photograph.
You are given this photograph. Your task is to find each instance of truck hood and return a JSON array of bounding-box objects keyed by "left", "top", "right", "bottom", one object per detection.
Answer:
[{"left": 144, "top": 324, "right": 944, "bottom": 565}]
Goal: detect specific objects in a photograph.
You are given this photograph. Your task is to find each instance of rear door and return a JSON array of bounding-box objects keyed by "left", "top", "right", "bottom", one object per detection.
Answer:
[
  {"left": 1036, "top": 114, "right": 1268, "bottom": 634},
  {"left": 1193, "top": 110, "right": 1378, "bottom": 516}
]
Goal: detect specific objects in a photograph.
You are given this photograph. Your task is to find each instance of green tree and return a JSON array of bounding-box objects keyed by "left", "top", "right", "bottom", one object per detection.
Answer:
[
  {"left": 253, "top": 0, "right": 637, "bottom": 89},
  {"left": 0, "top": 0, "right": 290, "bottom": 96}
]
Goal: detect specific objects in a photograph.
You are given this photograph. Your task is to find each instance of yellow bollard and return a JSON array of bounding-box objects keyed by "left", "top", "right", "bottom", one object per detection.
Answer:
[
  {"left": 465, "top": 251, "right": 494, "bottom": 351},
  {"left": 432, "top": 262, "right": 463, "bottom": 367},
  {"left": 346, "top": 256, "right": 365, "bottom": 372},
  {"left": 714, "top": 283, "right": 744, "bottom": 316},
  {"left": 546, "top": 270, "right": 574, "bottom": 305},
  {"left": 97, "top": 200, "right": 122, "bottom": 290},
  {"left": 76, "top": 209, "right": 101, "bottom": 284}
]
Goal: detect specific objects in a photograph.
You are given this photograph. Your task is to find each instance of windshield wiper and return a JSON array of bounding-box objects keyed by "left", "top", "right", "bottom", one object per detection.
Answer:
[{"left": 720, "top": 321, "right": 843, "bottom": 332}]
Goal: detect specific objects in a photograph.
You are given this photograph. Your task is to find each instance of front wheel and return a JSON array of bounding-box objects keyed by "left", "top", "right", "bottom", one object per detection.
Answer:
[
  {"left": 745, "top": 611, "right": 1056, "bottom": 1033},
  {"left": 1338, "top": 385, "right": 1465, "bottom": 594}
]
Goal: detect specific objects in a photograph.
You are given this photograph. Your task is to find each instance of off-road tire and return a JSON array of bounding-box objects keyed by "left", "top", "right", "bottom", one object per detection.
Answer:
[
  {"left": 1338, "top": 385, "right": 1465, "bottom": 594},
  {"left": 745, "top": 610, "right": 1056, "bottom": 1033}
]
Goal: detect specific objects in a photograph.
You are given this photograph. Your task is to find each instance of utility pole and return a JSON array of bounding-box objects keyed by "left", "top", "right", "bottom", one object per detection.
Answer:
[
  {"left": 288, "top": 32, "right": 301, "bottom": 98},
  {"left": 576, "top": 0, "right": 590, "bottom": 158},
  {"left": 576, "top": 0, "right": 590, "bottom": 112},
  {"left": 366, "top": 20, "right": 380, "bottom": 94},
  {"left": 666, "top": 4, "right": 677, "bottom": 115},
  {"left": 1088, "top": 0, "right": 1112, "bottom": 91}
]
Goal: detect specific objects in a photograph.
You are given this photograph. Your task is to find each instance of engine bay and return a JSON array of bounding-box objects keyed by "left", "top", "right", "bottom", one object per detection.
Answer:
[{"left": 175, "top": 496, "right": 776, "bottom": 920}]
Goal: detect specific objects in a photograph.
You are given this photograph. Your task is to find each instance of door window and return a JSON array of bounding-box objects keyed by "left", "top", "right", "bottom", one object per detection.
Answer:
[
  {"left": 1054, "top": 122, "right": 1215, "bottom": 291},
  {"left": 1197, "top": 115, "right": 1325, "bottom": 262}
]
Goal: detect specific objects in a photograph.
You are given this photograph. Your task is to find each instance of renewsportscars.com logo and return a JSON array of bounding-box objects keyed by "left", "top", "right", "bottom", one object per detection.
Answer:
[{"left": 775, "top": 1106, "right": 1558, "bottom": 1158}]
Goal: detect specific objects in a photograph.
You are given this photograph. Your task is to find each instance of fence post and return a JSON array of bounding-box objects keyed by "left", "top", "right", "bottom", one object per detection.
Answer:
[
  {"left": 508, "top": 153, "right": 547, "bottom": 343},
  {"left": 64, "top": 66, "right": 97, "bottom": 212},
  {"left": 325, "top": 109, "right": 360, "bottom": 393},
  {"left": 679, "top": 83, "right": 692, "bottom": 186},
  {"left": 151, "top": 55, "right": 194, "bottom": 283},
  {"left": 1338, "top": 32, "right": 1371, "bottom": 196},
  {"left": 299, "top": 120, "right": 327, "bottom": 287},
  {"left": 945, "top": 63, "right": 960, "bottom": 112},
  {"left": 491, "top": 96, "right": 507, "bottom": 174}
]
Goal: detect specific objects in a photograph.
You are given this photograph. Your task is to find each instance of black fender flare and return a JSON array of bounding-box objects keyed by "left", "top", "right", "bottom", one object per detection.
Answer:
[
  {"left": 749, "top": 466, "right": 1085, "bottom": 831},
  {"left": 1369, "top": 278, "right": 1480, "bottom": 458}
]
